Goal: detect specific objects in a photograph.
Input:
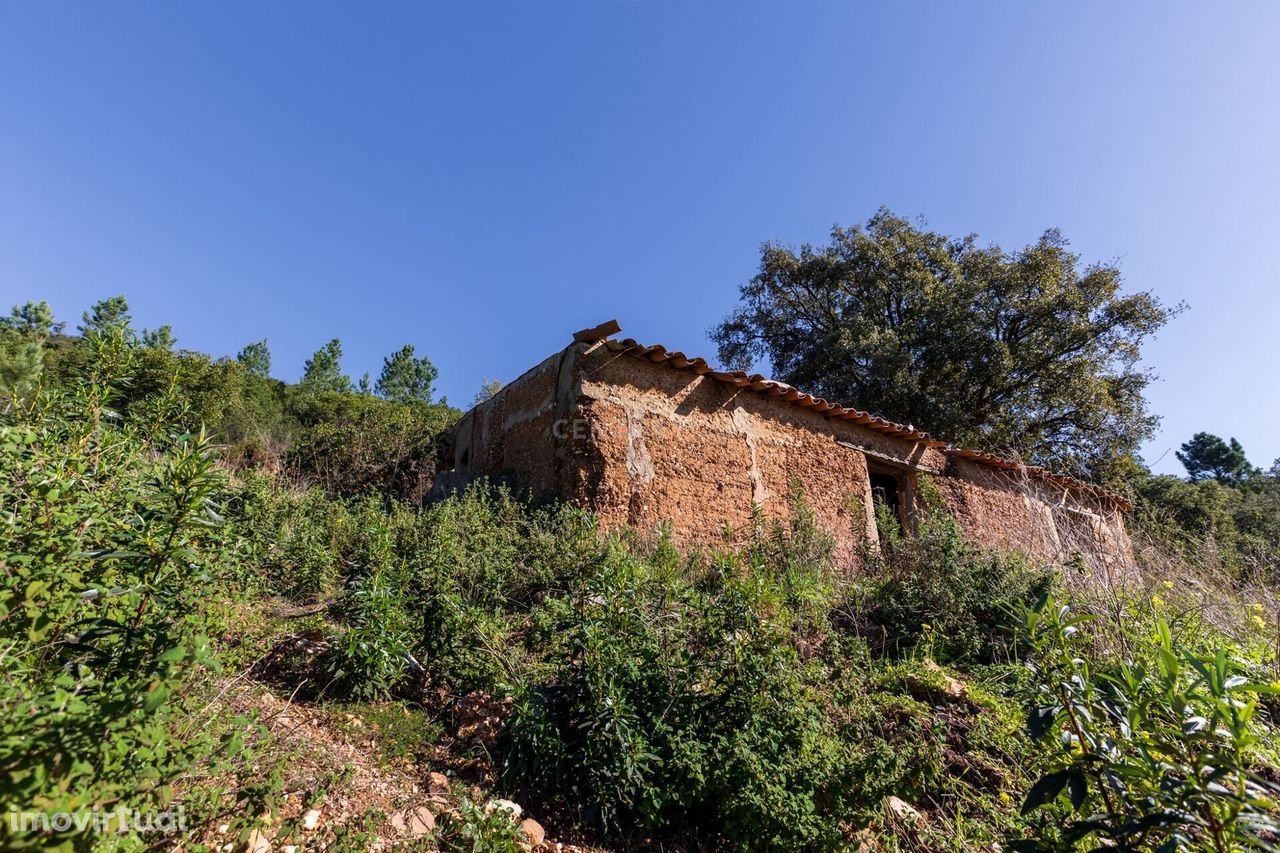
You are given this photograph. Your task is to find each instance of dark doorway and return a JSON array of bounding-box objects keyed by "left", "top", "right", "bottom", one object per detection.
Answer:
[{"left": 869, "top": 470, "right": 904, "bottom": 541}]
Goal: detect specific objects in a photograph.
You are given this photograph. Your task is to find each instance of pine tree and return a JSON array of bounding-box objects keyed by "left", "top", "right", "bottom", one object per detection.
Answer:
[
  {"left": 0, "top": 300, "right": 55, "bottom": 393},
  {"left": 1176, "top": 432, "right": 1254, "bottom": 484},
  {"left": 79, "top": 295, "right": 131, "bottom": 335},
  {"left": 236, "top": 340, "right": 272, "bottom": 378},
  {"left": 301, "top": 338, "right": 351, "bottom": 393},
  {"left": 0, "top": 335, "right": 43, "bottom": 392},
  {"left": 0, "top": 301, "right": 58, "bottom": 336},
  {"left": 141, "top": 325, "right": 177, "bottom": 350},
  {"left": 375, "top": 344, "right": 438, "bottom": 404}
]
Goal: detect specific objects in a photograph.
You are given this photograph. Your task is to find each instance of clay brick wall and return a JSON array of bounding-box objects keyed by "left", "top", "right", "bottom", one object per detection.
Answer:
[{"left": 433, "top": 339, "right": 1135, "bottom": 577}]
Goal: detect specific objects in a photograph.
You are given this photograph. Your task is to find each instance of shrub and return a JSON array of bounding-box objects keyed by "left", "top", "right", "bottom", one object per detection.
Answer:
[
  {"left": 409, "top": 485, "right": 599, "bottom": 693},
  {"left": 35, "top": 319, "right": 460, "bottom": 499},
  {"left": 501, "top": 515, "right": 857, "bottom": 848},
  {"left": 856, "top": 510, "right": 1054, "bottom": 663},
  {"left": 318, "top": 575, "right": 416, "bottom": 700},
  {"left": 285, "top": 391, "right": 456, "bottom": 501},
  {"left": 1013, "top": 592, "right": 1280, "bottom": 851},
  {"left": 0, "top": 328, "right": 256, "bottom": 847},
  {"left": 437, "top": 799, "right": 526, "bottom": 852}
]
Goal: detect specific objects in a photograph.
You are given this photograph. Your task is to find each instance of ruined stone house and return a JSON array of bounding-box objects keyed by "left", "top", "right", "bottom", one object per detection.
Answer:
[{"left": 432, "top": 320, "right": 1135, "bottom": 575}]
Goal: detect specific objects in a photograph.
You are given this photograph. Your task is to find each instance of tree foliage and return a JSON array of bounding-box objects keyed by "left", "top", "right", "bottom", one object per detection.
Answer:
[
  {"left": 712, "top": 209, "right": 1177, "bottom": 481},
  {"left": 301, "top": 337, "right": 351, "bottom": 393},
  {"left": 238, "top": 338, "right": 272, "bottom": 376},
  {"left": 0, "top": 300, "right": 58, "bottom": 336},
  {"left": 0, "top": 333, "right": 43, "bottom": 393},
  {"left": 78, "top": 294, "right": 131, "bottom": 335},
  {"left": 0, "top": 301, "right": 55, "bottom": 394},
  {"left": 141, "top": 323, "right": 177, "bottom": 350},
  {"left": 1177, "top": 432, "right": 1254, "bottom": 484},
  {"left": 236, "top": 338, "right": 272, "bottom": 377},
  {"left": 472, "top": 377, "right": 504, "bottom": 407},
  {"left": 1135, "top": 434, "right": 1280, "bottom": 571},
  {"left": 375, "top": 344, "right": 438, "bottom": 404}
]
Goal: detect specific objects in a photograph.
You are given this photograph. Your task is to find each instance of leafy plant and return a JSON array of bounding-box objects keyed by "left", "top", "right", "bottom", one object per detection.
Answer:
[
  {"left": 0, "top": 327, "right": 258, "bottom": 848},
  {"left": 501, "top": 509, "right": 858, "bottom": 848},
  {"left": 436, "top": 799, "right": 525, "bottom": 853},
  {"left": 856, "top": 509, "right": 1053, "bottom": 663},
  {"left": 1013, "top": 593, "right": 1280, "bottom": 851},
  {"left": 318, "top": 576, "right": 416, "bottom": 700}
]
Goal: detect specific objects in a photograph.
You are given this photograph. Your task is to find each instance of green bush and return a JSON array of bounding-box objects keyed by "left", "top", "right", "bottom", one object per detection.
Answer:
[
  {"left": 856, "top": 509, "right": 1053, "bottom": 663},
  {"left": 31, "top": 307, "right": 461, "bottom": 499},
  {"left": 501, "top": 513, "right": 858, "bottom": 848},
  {"left": 408, "top": 485, "right": 599, "bottom": 693},
  {"left": 286, "top": 391, "right": 456, "bottom": 501},
  {"left": 0, "top": 328, "right": 258, "bottom": 848},
  {"left": 1013, "top": 593, "right": 1280, "bottom": 851},
  {"left": 1134, "top": 469, "right": 1280, "bottom": 574},
  {"left": 318, "top": 576, "right": 416, "bottom": 700},
  {"left": 436, "top": 799, "right": 526, "bottom": 852}
]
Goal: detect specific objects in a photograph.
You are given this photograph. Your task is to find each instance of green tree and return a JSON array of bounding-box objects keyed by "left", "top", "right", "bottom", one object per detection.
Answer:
[
  {"left": 1176, "top": 432, "right": 1253, "bottom": 484},
  {"left": 375, "top": 344, "right": 438, "bottom": 404},
  {"left": 0, "top": 300, "right": 58, "bottom": 336},
  {"left": 300, "top": 338, "right": 351, "bottom": 393},
  {"left": 236, "top": 339, "right": 272, "bottom": 378},
  {"left": 79, "top": 295, "right": 132, "bottom": 335},
  {"left": 0, "top": 301, "right": 56, "bottom": 393},
  {"left": 0, "top": 335, "right": 43, "bottom": 392},
  {"left": 141, "top": 324, "right": 177, "bottom": 350},
  {"left": 472, "top": 377, "right": 504, "bottom": 406},
  {"left": 712, "top": 209, "right": 1176, "bottom": 481}
]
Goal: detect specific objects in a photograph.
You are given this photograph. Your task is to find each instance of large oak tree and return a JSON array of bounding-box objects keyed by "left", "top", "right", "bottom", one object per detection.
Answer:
[{"left": 712, "top": 209, "right": 1177, "bottom": 482}]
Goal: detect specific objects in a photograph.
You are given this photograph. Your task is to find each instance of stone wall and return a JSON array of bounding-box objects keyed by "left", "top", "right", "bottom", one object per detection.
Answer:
[{"left": 433, "top": 340, "right": 1134, "bottom": 577}]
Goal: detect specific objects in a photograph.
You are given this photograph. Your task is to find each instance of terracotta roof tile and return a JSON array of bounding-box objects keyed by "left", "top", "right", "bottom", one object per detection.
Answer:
[
  {"left": 585, "top": 323, "right": 1133, "bottom": 511},
  {"left": 573, "top": 319, "right": 623, "bottom": 343}
]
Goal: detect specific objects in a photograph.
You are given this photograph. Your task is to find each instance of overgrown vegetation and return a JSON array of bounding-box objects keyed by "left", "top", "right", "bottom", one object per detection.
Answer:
[
  {"left": 0, "top": 328, "right": 273, "bottom": 849},
  {"left": 1013, "top": 594, "right": 1280, "bottom": 852},
  {"left": 1133, "top": 438, "right": 1280, "bottom": 574},
  {"left": 852, "top": 483, "right": 1055, "bottom": 663},
  {"left": 2, "top": 295, "right": 1278, "bottom": 850}
]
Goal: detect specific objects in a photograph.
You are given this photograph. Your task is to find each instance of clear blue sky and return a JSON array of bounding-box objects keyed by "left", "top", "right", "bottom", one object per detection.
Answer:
[{"left": 2, "top": 3, "right": 1277, "bottom": 474}]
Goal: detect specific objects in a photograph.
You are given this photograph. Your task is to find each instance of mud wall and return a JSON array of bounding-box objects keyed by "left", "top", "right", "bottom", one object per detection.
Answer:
[
  {"left": 570, "top": 343, "right": 948, "bottom": 565},
  {"left": 431, "top": 348, "right": 570, "bottom": 501},
  {"left": 931, "top": 458, "right": 1134, "bottom": 578},
  {"left": 433, "top": 340, "right": 1135, "bottom": 577}
]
